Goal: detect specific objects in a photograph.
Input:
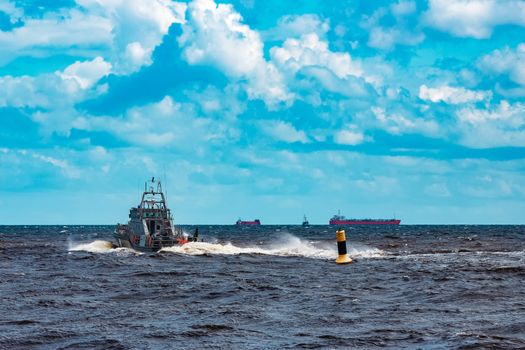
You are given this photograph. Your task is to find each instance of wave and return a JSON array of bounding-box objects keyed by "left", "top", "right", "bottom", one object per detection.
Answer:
[
  {"left": 391, "top": 250, "right": 525, "bottom": 260},
  {"left": 67, "top": 235, "right": 384, "bottom": 260},
  {"left": 160, "top": 234, "right": 384, "bottom": 260},
  {"left": 68, "top": 240, "right": 131, "bottom": 254}
]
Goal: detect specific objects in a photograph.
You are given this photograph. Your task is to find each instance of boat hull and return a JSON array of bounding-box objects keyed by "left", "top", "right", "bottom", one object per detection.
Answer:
[
  {"left": 114, "top": 226, "right": 188, "bottom": 252},
  {"left": 236, "top": 220, "right": 261, "bottom": 226},
  {"left": 329, "top": 219, "right": 401, "bottom": 225}
]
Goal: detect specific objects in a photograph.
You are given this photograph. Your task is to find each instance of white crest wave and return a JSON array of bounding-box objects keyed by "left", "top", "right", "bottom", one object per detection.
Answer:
[
  {"left": 67, "top": 235, "right": 384, "bottom": 260},
  {"left": 161, "top": 234, "right": 383, "bottom": 260},
  {"left": 68, "top": 240, "right": 135, "bottom": 254}
]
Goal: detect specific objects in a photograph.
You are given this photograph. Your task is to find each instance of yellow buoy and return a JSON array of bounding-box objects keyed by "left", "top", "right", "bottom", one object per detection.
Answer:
[{"left": 335, "top": 229, "right": 353, "bottom": 264}]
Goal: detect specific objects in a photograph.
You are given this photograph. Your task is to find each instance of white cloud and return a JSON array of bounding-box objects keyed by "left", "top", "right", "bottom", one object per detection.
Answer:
[
  {"left": 0, "top": 75, "right": 50, "bottom": 108},
  {"left": 58, "top": 56, "right": 112, "bottom": 89},
  {"left": 383, "top": 155, "right": 452, "bottom": 174},
  {"left": 262, "top": 14, "right": 330, "bottom": 41},
  {"left": 423, "top": 0, "right": 525, "bottom": 39},
  {"left": 0, "top": 57, "right": 110, "bottom": 109},
  {"left": 372, "top": 106, "right": 439, "bottom": 135},
  {"left": 419, "top": 85, "right": 491, "bottom": 104},
  {"left": 178, "top": 0, "right": 291, "bottom": 108},
  {"left": 0, "top": 9, "right": 112, "bottom": 66},
  {"left": 457, "top": 100, "right": 525, "bottom": 125},
  {"left": 31, "top": 152, "right": 81, "bottom": 179},
  {"left": 75, "top": 94, "right": 241, "bottom": 149},
  {"left": 179, "top": 0, "right": 260, "bottom": 77},
  {"left": 1, "top": 149, "right": 82, "bottom": 179},
  {"left": 362, "top": 1, "right": 424, "bottom": 51},
  {"left": 88, "top": 146, "right": 111, "bottom": 161},
  {"left": 184, "top": 84, "right": 246, "bottom": 122},
  {"left": 477, "top": 43, "right": 525, "bottom": 87},
  {"left": 300, "top": 66, "right": 369, "bottom": 97},
  {"left": 271, "top": 33, "right": 363, "bottom": 79},
  {"left": 0, "top": 57, "right": 111, "bottom": 138},
  {"left": 391, "top": 1, "right": 417, "bottom": 17},
  {"left": 77, "top": 0, "right": 187, "bottom": 73},
  {"left": 123, "top": 42, "right": 151, "bottom": 69},
  {"left": 368, "top": 26, "right": 424, "bottom": 50},
  {"left": 0, "top": 1, "right": 23, "bottom": 23},
  {"left": 0, "top": 0, "right": 185, "bottom": 73},
  {"left": 79, "top": 96, "right": 181, "bottom": 147},
  {"left": 334, "top": 127, "right": 365, "bottom": 145},
  {"left": 456, "top": 100, "right": 525, "bottom": 148},
  {"left": 268, "top": 32, "right": 382, "bottom": 98},
  {"left": 259, "top": 120, "right": 309, "bottom": 143}
]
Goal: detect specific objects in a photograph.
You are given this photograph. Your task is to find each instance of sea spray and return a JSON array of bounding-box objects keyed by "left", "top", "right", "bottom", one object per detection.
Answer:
[
  {"left": 160, "top": 234, "right": 384, "bottom": 260},
  {"left": 67, "top": 234, "right": 384, "bottom": 259},
  {"left": 69, "top": 240, "right": 115, "bottom": 253}
]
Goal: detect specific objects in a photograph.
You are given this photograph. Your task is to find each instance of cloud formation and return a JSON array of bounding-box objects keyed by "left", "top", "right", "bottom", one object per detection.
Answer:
[
  {"left": 1, "top": 0, "right": 525, "bottom": 224},
  {"left": 423, "top": 0, "right": 525, "bottom": 38},
  {"left": 0, "top": 0, "right": 185, "bottom": 73},
  {"left": 478, "top": 43, "right": 525, "bottom": 87},
  {"left": 334, "top": 127, "right": 366, "bottom": 145},
  {"left": 419, "top": 85, "right": 491, "bottom": 104},
  {"left": 178, "top": 0, "right": 291, "bottom": 107},
  {"left": 259, "top": 120, "right": 309, "bottom": 144}
]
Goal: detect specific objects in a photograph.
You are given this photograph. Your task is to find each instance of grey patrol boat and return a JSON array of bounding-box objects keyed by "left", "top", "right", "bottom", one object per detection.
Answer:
[{"left": 114, "top": 177, "right": 198, "bottom": 252}]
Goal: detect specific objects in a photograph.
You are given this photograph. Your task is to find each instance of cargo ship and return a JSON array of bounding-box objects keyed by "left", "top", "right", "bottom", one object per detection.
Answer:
[
  {"left": 236, "top": 218, "right": 261, "bottom": 226},
  {"left": 329, "top": 211, "right": 400, "bottom": 225},
  {"left": 114, "top": 177, "right": 198, "bottom": 252}
]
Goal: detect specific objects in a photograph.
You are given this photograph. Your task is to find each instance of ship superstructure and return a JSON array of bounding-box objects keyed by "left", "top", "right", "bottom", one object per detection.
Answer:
[
  {"left": 114, "top": 178, "right": 197, "bottom": 251},
  {"left": 302, "top": 215, "right": 310, "bottom": 227}
]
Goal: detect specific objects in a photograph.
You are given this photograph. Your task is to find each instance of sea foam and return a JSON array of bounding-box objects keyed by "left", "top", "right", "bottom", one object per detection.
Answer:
[
  {"left": 161, "top": 234, "right": 384, "bottom": 260},
  {"left": 69, "top": 240, "right": 118, "bottom": 253},
  {"left": 68, "top": 235, "right": 384, "bottom": 260}
]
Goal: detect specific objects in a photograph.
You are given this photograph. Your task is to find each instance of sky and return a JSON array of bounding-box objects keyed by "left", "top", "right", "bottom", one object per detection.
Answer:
[{"left": 1, "top": 0, "right": 525, "bottom": 224}]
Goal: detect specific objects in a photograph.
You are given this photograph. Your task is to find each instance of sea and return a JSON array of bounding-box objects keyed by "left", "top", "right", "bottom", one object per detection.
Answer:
[{"left": 1, "top": 225, "right": 524, "bottom": 349}]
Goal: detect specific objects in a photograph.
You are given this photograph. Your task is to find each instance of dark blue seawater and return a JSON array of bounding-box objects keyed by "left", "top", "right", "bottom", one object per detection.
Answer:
[{"left": 1, "top": 225, "right": 525, "bottom": 349}]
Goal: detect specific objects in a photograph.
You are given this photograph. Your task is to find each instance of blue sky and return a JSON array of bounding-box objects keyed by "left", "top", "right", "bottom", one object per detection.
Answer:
[{"left": 1, "top": 0, "right": 525, "bottom": 224}]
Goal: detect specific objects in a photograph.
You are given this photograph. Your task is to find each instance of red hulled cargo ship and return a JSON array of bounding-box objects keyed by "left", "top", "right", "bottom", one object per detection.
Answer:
[
  {"left": 236, "top": 218, "right": 261, "bottom": 226},
  {"left": 329, "top": 211, "right": 400, "bottom": 225}
]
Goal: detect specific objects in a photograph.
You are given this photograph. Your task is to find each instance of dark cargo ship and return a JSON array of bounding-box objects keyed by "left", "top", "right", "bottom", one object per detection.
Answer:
[
  {"left": 114, "top": 178, "right": 197, "bottom": 252},
  {"left": 329, "top": 211, "right": 400, "bottom": 225},
  {"left": 236, "top": 218, "right": 261, "bottom": 226}
]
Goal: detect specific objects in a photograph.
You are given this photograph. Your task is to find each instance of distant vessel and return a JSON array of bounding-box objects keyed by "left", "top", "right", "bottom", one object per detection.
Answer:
[
  {"left": 236, "top": 218, "right": 261, "bottom": 226},
  {"left": 114, "top": 178, "right": 198, "bottom": 252},
  {"left": 302, "top": 215, "right": 310, "bottom": 226},
  {"left": 329, "top": 211, "right": 400, "bottom": 225}
]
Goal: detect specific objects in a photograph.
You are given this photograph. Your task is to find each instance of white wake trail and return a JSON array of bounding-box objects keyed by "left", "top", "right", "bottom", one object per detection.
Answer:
[
  {"left": 67, "top": 235, "right": 384, "bottom": 260},
  {"left": 161, "top": 234, "right": 384, "bottom": 260},
  {"left": 68, "top": 240, "right": 136, "bottom": 254}
]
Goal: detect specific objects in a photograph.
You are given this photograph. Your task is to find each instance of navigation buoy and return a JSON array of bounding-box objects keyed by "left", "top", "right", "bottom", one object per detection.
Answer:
[{"left": 335, "top": 229, "right": 352, "bottom": 264}]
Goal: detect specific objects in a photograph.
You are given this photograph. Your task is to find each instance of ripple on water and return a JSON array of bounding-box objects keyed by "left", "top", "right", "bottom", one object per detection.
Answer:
[{"left": 1, "top": 225, "right": 525, "bottom": 349}]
